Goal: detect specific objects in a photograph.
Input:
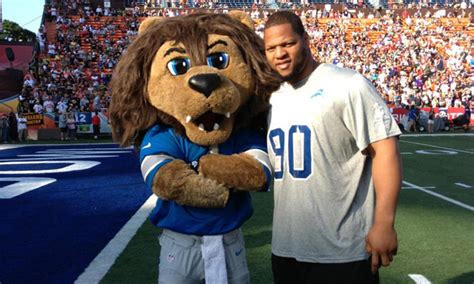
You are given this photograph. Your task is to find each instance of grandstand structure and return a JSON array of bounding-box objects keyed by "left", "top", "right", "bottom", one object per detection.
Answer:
[
  {"left": 134, "top": 0, "right": 471, "bottom": 9},
  {"left": 40, "top": 1, "right": 472, "bottom": 79},
  {"left": 0, "top": 0, "right": 472, "bottom": 140}
]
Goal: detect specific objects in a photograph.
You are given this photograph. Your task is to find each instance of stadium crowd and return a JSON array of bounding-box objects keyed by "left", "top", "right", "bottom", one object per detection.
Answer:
[{"left": 4, "top": 0, "right": 471, "bottom": 143}]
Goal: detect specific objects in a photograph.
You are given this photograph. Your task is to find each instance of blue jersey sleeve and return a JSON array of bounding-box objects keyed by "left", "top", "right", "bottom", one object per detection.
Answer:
[{"left": 139, "top": 125, "right": 181, "bottom": 189}]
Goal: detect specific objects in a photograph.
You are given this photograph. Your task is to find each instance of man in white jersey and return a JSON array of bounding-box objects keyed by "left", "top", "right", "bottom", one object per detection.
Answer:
[{"left": 264, "top": 11, "right": 402, "bottom": 283}]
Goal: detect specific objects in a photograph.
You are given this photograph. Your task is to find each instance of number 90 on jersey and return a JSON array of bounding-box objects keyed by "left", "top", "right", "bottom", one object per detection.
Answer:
[{"left": 268, "top": 125, "right": 312, "bottom": 180}]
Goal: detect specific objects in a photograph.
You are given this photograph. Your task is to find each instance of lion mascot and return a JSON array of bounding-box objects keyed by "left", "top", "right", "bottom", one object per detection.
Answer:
[{"left": 109, "top": 12, "right": 280, "bottom": 283}]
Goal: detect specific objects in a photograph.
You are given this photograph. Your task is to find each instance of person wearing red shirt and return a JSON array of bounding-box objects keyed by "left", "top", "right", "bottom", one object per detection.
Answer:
[{"left": 91, "top": 111, "right": 101, "bottom": 139}]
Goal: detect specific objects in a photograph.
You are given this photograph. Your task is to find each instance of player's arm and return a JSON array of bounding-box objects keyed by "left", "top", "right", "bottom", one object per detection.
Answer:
[{"left": 364, "top": 136, "right": 401, "bottom": 273}]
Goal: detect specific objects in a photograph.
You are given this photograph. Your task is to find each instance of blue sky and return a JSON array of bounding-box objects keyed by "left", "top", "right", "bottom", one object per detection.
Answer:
[{"left": 2, "top": 0, "right": 45, "bottom": 33}]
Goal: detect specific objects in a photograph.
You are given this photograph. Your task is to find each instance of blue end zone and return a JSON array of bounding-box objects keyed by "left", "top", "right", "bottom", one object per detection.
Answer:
[{"left": 0, "top": 144, "right": 151, "bottom": 283}]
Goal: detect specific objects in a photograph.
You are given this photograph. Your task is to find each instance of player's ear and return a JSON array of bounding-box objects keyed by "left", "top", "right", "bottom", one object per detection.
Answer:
[{"left": 303, "top": 32, "right": 310, "bottom": 46}]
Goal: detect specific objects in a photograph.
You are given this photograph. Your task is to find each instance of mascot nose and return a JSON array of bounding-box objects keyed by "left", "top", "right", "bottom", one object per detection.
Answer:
[{"left": 188, "top": 74, "right": 221, "bottom": 97}]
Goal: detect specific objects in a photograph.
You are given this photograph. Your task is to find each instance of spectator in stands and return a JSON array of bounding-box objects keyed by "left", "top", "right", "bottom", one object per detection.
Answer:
[
  {"left": 96, "top": 5, "right": 103, "bottom": 16},
  {"left": 0, "top": 114, "right": 9, "bottom": 143},
  {"left": 58, "top": 111, "right": 68, "bottom": 141},
  {"left": 92, "top": 111, "right": 101, "bottom": 139},
  {"left": 43, "top": 96, "right": 56, "bottom": 114},
  {"left": 408, "top": 105, "right": 419, "bottom": 132},
  {"left": 33, "top": 100, "right": 44, "bottom": 114},
  {"left": 93, "top": 94, "right": 101, "bottom": 111},
  {"left": 56, "top": 97, "right": 68, "bottom": 114},
  {"left": 48, "top": 43, "right": 57, "bottom": 58},
  {"left": 17, "top": 114, "right": 28, "bottom": 142},
  {"left": 18, "top": 1, "right": 472, "bottom": 141},
  {"left": 8, "top": 112, "right": 18, "bottom": 143},
  {"left": 66, "top": 112, "right": 77, "bottom": 140},
  {"left": 427, "top": 108, "right": 435, "bottom": 133},
  {"left": 462, "top": 102, "right": 471, "bottom": 132}
]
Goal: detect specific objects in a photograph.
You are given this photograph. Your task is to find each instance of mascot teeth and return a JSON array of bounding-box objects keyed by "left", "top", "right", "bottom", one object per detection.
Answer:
[
  {"left": 213, "top": 123, "right": 220, "bottom": 130},
  {"left": 198, "top": 124, "right": 205, "bottom": 131},
  {"left": 186, "top": 115, "right": 192, "bottom": 123},
  {"left": 225, "top": 112, "right": 231, "bottom": 118}
]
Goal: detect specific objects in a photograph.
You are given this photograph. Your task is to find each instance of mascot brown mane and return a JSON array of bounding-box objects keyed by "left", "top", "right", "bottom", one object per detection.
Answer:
[{"left": 109, "top": 12, "right": 280, "bottom": 149}]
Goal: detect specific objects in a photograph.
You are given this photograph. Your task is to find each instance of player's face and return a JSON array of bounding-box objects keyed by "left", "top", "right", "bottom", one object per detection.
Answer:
[{"left": 264, "top": 23, "right": 312, "bottom": 85}]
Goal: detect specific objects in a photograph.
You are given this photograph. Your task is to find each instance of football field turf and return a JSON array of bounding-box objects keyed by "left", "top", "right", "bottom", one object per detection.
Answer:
[{"left": 102, "top": 134, "right": 474, "bottom": 284}]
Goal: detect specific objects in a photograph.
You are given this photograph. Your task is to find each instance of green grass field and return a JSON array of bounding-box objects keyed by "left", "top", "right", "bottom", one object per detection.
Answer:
[{"left": 102, "top": 134, "right": 474, "bottom": 284}]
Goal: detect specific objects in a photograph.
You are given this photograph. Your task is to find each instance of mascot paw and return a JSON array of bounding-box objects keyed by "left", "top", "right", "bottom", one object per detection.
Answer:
[
  {"left": 199, "top": 153, "right": 266, "bottom": 191},
  {"left": 154, "top": 160, "right": 230, "bottom": 208}
]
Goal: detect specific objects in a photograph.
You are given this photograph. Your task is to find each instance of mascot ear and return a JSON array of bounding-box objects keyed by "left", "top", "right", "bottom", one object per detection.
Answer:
[
  {"left": 227, "top": 11, "right": 254, "bottom": 31},
  {"left": 138, "top": 17, "right": 164, "bottom": 34}
]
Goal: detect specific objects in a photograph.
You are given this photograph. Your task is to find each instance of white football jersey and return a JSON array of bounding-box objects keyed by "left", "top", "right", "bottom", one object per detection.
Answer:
[{"left": 267, "top": 63, "right": 401, "bottom": 263}]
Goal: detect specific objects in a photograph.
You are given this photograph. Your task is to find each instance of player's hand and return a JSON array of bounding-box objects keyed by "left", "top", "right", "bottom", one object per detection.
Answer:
[{"left": 365, "top": 222, "right": 398, "bottom": 274}]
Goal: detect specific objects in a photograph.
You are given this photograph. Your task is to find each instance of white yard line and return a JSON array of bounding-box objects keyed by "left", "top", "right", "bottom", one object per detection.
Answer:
[
  {"left": 455, "top": 183, "right": 472, "bottom": 189},
  {"left": 409, "top": 274, "right": 432, "bottom": 284},
  {"left": 75, "top": 194, "right": 157, "bottom": 284},
  {"left": 402, "top": 186, "right": 435, "bottom": 189},
  {"left": 399, "top": 140, "right": 474, "bottom": 155},
  {"left": 403, "top": 181, "right": 474, "bottom": 212},
  {"left": 402, "top": 133, "right": 474, "bottom": 137}
]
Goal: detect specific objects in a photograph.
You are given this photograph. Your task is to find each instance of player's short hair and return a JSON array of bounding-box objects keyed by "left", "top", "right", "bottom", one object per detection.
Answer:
[{"left": 264, "top": 11, "right": 305, "bottom": 37}]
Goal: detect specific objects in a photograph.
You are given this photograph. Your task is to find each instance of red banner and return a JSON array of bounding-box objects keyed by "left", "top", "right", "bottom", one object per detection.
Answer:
[
  {"left": 391, "top": 108, "right": 408, "bottom": 124},
  {"left": 390, "top": 107, "right": 473, "bottom": 126}
]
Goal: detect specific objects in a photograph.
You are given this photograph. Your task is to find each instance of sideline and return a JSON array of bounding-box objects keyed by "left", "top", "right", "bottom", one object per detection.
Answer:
[{"left": 75, "top": 195, "right": 158, "bottom": 284}]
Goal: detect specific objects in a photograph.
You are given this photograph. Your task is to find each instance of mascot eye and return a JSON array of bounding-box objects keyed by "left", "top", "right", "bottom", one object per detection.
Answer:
[
  {"left": 167, "top": 58, "right": 191, "bottom": 76},
  {"left": 207, "top": 52, "right": 229, "bottom": 69}
]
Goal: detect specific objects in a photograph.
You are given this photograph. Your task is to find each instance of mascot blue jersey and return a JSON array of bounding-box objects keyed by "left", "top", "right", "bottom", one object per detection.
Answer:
[{"left": 139, "top": 125, "right": 271, "bottom": 235}]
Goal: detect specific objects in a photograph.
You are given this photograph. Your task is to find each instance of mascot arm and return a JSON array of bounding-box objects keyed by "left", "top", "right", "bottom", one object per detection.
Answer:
[
  {"left": 153, "top": 159, "right": 230, "bottom": 208},
  {"left": 198, "top": 153, "right": 268, "bottom": 191}
]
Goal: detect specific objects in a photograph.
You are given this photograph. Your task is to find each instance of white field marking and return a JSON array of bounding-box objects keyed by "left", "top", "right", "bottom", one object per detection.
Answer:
[
  {"left": 415, "top": 149, "right": 458, "bottom": 155},
  {"left": 455, "top": 183, "right": 472, "bottom": 189},
  {"left": 403, "top": 181, "right": 474, "bottom": 212},
  {"left": 0, "top": 178, "right": 56, "bottom": 199},
  {"left": 0, "top": 148, "right": 132, "bottom": 162},
  {"left": 401, "top": 152, "right": 413, "bottom": 155},
  {"left": 0, "top": 155, "right": 119, "bottom": 162},
  {"left": 0, "top": 145, "right": 27, "bottom": 150},
  {"left": 402, "top": 186, "right": 435, "bottom": 189},
  {"left": 402, "top": 133, "right": 474, "bottom": 137},
  {"left": 0, "top": 160, "right": 100, "bottom": 175},
  {"left": 39, "top": 148, "right": 130, "bottom": 151},
  {"left": 34, "top": 150, "right": 131, "bottom": 154},
  {"left": 408, "top": 274, "right": 432, "bottom": 284},
  {"left": 0, "top": 143, "right": 119, "bottom": 149},
  {"left": 75, "top": 194, "right": 157, "bottom": 284},
  {"left": 400, "top": 140, "right": 474, "bottom": 155}
]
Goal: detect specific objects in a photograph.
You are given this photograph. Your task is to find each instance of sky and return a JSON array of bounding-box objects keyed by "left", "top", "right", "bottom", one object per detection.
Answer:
[{"left": 2, "top": 0, "right": 45, "bottom": 33}]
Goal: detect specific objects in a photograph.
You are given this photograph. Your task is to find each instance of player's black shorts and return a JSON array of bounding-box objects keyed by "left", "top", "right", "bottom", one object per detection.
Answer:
[{"left": 272, "top": 253, "right": 379, "bottom": 284}]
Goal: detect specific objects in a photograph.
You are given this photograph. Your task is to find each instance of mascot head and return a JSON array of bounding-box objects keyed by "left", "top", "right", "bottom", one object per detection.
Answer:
[{"left": 109, "top": 12, "right": 280, "bottom": 148}]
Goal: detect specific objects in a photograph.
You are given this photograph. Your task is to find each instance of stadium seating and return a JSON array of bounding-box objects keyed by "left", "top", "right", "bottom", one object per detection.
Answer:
[{"left": 14, "top": 1, "right": 471, "bottom": 131}]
